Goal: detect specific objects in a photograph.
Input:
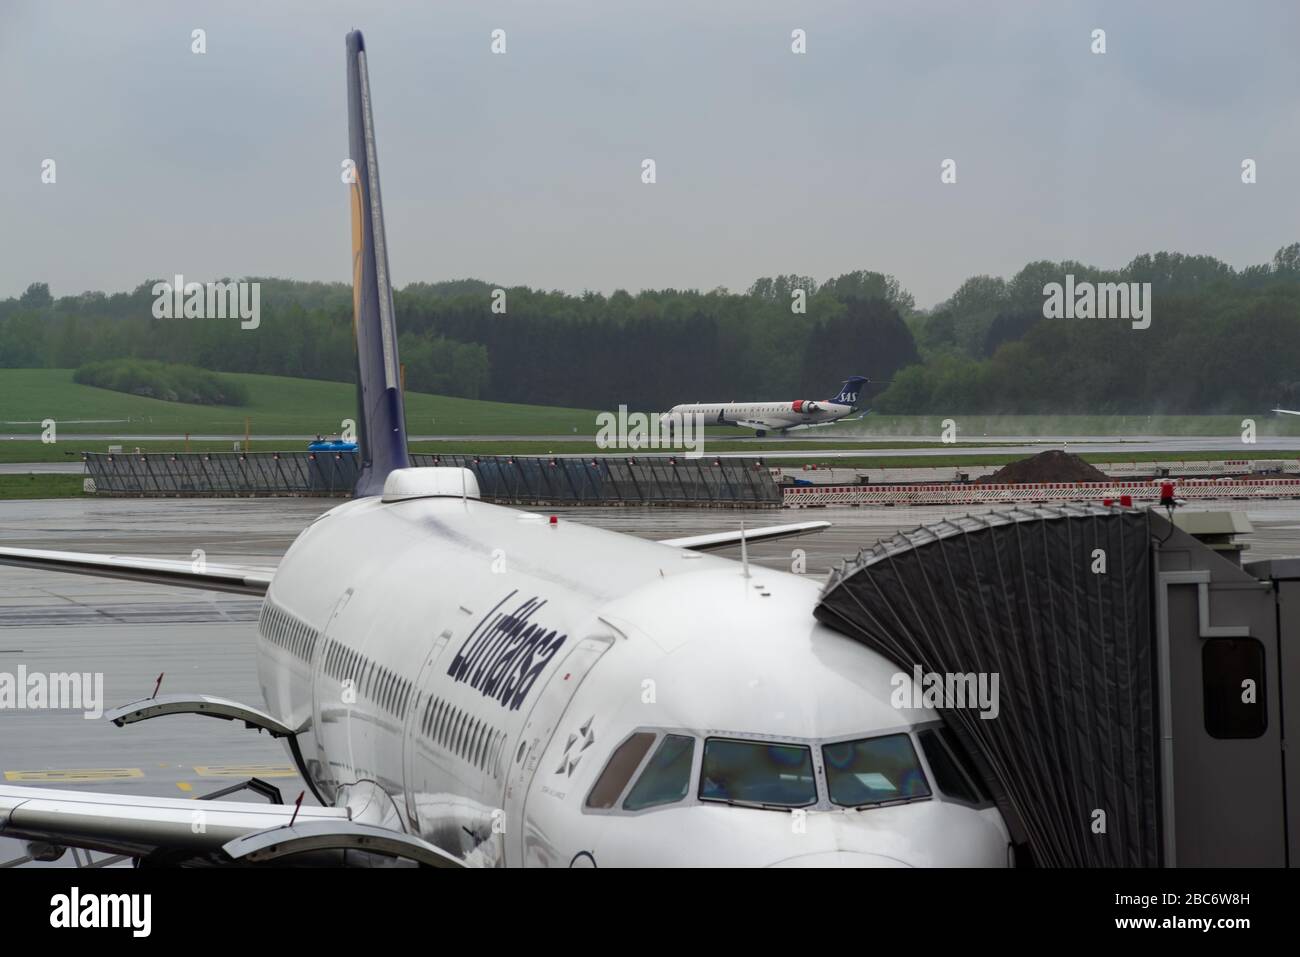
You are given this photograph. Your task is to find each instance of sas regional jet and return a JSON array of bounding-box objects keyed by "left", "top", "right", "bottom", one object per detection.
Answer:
[
  {"left": 0, "top": 33, "right": 1009, "bottom": 868},
  {"left": 663, "top": 376, "right": 869, "bottom": 437}
]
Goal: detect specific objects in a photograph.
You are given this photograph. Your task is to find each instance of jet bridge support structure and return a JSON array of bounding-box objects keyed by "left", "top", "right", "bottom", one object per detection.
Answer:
[{"left": 815, "top": 505, "right": 1297, "bottom": 867}]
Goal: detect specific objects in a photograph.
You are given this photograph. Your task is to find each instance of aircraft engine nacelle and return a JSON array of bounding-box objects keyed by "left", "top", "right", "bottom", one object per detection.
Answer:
[{"left": 792, "top": 400, "right": 821, "bottom": 413}]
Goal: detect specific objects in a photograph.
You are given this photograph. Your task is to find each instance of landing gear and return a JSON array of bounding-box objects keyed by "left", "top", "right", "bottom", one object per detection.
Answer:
[{"left": 755, "top": 430, "right": 767, "bottom": 438}]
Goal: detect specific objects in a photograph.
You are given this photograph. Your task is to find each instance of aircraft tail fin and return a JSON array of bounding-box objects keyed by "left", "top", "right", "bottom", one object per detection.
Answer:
[
  {"left": 830, "top": 376, "right": 869, "bottom": 407},
  {"left": 346, "top": 30, "right": 410, "bottom": 497}
]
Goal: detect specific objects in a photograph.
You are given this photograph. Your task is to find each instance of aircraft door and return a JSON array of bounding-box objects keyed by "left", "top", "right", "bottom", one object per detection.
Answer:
[
  {"left": 504, "top": 635, "right": 613, "bottom": 866},
  {"left": 308, "top": 587, "right": 354, "bottom": 797},
  {"left": 402, "top": 627, "right": 453, "bottom": 828}
]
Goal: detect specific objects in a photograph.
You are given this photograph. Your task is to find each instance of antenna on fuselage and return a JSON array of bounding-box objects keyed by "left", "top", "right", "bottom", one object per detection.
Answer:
[{"left": 740, "top": 520, "right": 750, "bottom": 579}]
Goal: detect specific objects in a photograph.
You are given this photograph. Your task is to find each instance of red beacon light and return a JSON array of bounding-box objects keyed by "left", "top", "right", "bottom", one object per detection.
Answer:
[{"left": 549, "top": 515, "right": 558, "bottom": 526}]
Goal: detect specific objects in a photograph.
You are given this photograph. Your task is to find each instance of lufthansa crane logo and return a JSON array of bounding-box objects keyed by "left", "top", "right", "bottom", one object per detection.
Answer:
[{"left": 555, "top": 716, "right": 595, "bottom": 776}]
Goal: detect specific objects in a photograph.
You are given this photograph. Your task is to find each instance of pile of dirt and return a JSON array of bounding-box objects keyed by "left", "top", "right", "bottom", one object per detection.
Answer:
[{"left": 978, "top": 450, "right": 1109, "bottom": 484}]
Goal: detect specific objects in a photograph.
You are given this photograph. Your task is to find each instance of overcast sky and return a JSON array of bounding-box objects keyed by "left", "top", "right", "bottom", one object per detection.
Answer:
[{"left": 2, "top": 0, "right": 1298, "bottom": 307}]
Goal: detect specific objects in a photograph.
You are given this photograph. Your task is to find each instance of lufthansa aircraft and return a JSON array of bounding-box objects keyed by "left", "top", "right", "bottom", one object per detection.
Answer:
[
  {"left": 663, "top": 377, "right": 869, "bottom": 437},
  {"left": 0, "top": 33, "right": 1009, "bottom": 868}
]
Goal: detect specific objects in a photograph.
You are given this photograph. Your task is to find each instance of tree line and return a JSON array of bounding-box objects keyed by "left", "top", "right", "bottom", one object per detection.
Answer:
[
  {"left": 0, "top": 271, "right": 919, "bottom": 410},
  {"left": 2, "top": 247, "right": 1298, "bottom": 413}
]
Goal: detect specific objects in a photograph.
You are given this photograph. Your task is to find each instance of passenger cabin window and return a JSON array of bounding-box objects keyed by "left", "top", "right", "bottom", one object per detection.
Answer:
[
  {"left": 1203, "top": 638, "right": 1267, "bottom": 739},
  {"left": 623, "top": 734, "right": 695, "bottom": 811},
  {"left": 699, "top": 738, "right": 816, "bottom": 808},
  {"left": 822, "top": 733, "right": 930, "bottom": 808},
  {"left": 586, "top": 732, "right": 656, "bottom": 808}
]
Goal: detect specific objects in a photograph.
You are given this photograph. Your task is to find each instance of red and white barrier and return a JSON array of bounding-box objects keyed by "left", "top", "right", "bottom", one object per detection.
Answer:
[{"left": 783, "top": 478, "right": 1300, "bottom": 507}]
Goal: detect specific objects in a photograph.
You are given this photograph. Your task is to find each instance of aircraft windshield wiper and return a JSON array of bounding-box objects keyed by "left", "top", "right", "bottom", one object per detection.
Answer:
[
  {"left": 851, "top": 795, "right": 930, "bottom": 811},
  {"left": 716, "top": 798, "right": 807, "bottom": 812}
]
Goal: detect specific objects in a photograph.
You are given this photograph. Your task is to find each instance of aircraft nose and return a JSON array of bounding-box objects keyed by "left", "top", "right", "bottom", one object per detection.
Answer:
[{"left": 768, "top": 851, "right": 912, "bottom": 868}]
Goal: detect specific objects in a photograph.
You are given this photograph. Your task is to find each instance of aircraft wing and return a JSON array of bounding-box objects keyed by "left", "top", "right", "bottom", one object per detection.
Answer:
[
  {"left": 0, "top": 783, "right": 347, "bottom": 861},
  {"left": 789, "top": 421, "right": 840, "bottom": 430},
  {"left": 1273, "top": 408, "right": 1300, "bottom": 416},
  {"left": 734, "top": 419, "right": 773, "bottom": 432},
  {"left": 659, "top": 520, "right": 830, "bottom": 552},
  {"left": 0, "top": 546, "right": 273, "bottom": 596}
]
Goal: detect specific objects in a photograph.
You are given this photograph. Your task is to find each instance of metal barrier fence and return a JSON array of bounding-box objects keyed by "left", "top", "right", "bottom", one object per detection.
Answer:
[
  {"left": 82, "top": 452, "right": 782, "bottom": 507},
  {"left": 784, "top": 478, "right": 1300, "bottom": 507},
  {"left": 83, "top": 451, "right": 359, "bottom": 495},
  {"left": 411, "top": 454, "right": 780, "bottom": 506}
]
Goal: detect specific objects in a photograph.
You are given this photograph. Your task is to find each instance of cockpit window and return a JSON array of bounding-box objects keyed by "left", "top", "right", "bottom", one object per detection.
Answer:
[
  {"left": 699, "top": 738, "right": 817, "bottom": 808},
  {"left": 822, "top": 733, "right": 930, "bottom": 807},
  {"left": 623, "top": 734, "right": 695, "bottom": 811},
  {"left": 586, "top": 732, "right": 656, "bottom": 809}
]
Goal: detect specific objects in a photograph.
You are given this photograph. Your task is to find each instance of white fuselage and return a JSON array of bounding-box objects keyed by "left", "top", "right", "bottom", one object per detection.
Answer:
[
  {"left": 256, "top": 493, "right": 1009, "bottom": 867},
  {"left": 664, "top": 399, "right": 853, "bottom": 434}
]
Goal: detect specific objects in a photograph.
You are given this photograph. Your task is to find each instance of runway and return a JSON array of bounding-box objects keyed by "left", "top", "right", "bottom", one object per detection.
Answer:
[
  {"left": 0, "top": 463, "right": 86, "bottom": 475},
  {"left": 2, "top": 495, "right": 1299, "bottom": 866}
]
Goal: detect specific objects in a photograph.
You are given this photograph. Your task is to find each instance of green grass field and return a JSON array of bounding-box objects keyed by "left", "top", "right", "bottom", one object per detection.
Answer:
[
  {"left": 1, "top": 368, "right": 1295, "bottom": 500},
  {"left": 6, "top": 369, "right": 1300, "bottom": 443},
  {"left": 0, "top": 474, "right": 84, "bottom": 499},
  {"left": 0, "top": 369, "right": 602, "bottom": 437}
]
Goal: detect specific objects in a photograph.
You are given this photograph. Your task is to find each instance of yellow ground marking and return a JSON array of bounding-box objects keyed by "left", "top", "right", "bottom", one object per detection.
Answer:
[
  {"left": 192, "top": 764, "right": 296, "bottom": 778},
  {"left": 5, "top": 768, "right": 144, "bottom": 783}
]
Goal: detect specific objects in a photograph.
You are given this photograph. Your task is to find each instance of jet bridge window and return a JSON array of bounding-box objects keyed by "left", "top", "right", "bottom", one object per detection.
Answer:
[
  {"left": 822, "top": 733, "right": 930, "bottom": 808},
  {"left": 1203, "top": 638, "right": 1267, "bottom": 739},
  {"left": 623, "top": 734, "right": 695, "bottom": 811},
  {"left": 699, "top": 738, "right": 816, "bottom": 808}
]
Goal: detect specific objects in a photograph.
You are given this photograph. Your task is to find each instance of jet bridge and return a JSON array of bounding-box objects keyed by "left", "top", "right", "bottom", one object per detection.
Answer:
[{"left": 815, "top": 504, "right": 1298, "bottom": 867}]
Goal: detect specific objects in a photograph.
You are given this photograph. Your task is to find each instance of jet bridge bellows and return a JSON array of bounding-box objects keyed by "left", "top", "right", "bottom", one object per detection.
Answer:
[
  {"left": 818, "top": 504, "right": 1300, "bottom": 867},
  {"left": 816, "top": 506, "right": 1160, "bottom": 867}
]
